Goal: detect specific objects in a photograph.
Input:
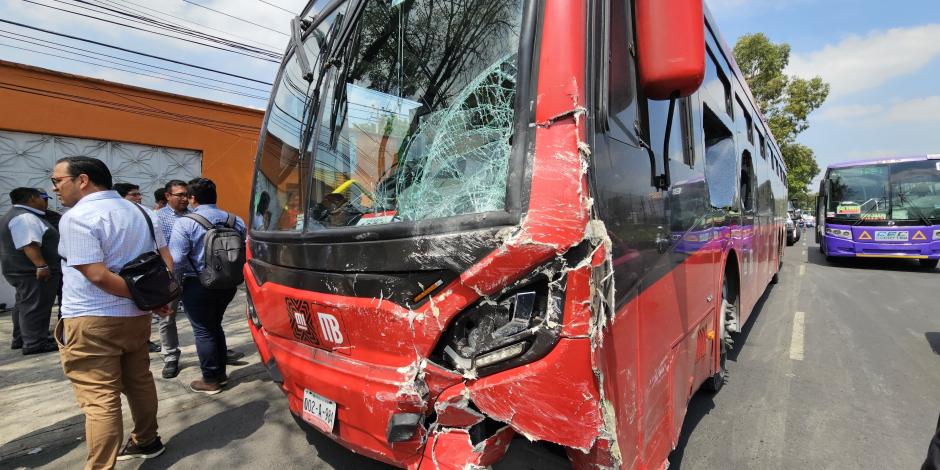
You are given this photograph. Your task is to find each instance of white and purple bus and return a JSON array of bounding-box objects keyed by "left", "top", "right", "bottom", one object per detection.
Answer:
[{"left": 816, "top": 155, "right": 940, "bottom": 268}]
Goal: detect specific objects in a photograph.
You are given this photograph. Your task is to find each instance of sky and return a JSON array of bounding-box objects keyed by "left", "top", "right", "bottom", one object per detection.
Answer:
[
  {"left": 707, "top": 0, "right": 940, "bottom": 188},
  {"left": 1, "top": 0, "right": 938, "bottom": 191}
]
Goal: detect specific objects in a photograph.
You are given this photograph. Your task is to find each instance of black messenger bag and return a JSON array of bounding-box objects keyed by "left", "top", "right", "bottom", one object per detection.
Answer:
[{"left": 119, "top": 204, "right": 180, "bottom": 310}]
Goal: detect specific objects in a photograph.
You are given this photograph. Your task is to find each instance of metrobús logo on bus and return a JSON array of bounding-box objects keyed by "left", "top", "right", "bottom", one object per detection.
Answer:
[{"left": 285, "top": 297, "right": 348, "bottom": 353}]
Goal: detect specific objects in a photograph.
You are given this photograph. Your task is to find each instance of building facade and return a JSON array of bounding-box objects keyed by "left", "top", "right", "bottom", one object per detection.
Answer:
[{"left": 0, "top": 60, "right": 264, "bottom": 306}]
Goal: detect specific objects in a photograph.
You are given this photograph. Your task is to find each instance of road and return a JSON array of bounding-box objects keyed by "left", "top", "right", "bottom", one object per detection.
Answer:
[
  {"left": 670, "top": 235, "right": 940, "bottom": 469},
  {"left": 2, "top": 236, "right": 939, "bottom": 469}
]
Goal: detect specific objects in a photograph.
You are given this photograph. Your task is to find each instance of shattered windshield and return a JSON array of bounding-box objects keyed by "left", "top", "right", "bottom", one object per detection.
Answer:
[
  {"left": 827, "top": 160, "right": 940, "bottom": 224},
  {"left": 304, "top": 0, "right": 524, "bottom": 230}
]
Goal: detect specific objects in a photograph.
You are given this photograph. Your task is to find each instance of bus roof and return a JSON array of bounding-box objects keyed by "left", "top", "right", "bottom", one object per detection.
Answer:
[{"left": 827, "top": 154, "right": 940, "bottom": 170}]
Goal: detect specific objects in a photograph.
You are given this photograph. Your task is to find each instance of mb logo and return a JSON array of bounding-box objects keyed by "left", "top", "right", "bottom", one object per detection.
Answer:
[
  {"left": 285, "top": 297, "right": 346, "bottom": 349},
  {"left": 317, "top": 313, "right": 344, "bottom": 344}
]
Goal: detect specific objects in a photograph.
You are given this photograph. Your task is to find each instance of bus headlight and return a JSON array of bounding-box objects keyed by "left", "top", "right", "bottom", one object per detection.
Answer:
[
  {"left": 433, "top": 277, "right": 563, "bottom": 377},
  {"left": 933, "top": 229, "right": 940, "bottom": 240},
  {"left": 826, "top": 228, "right": 853, "bottom": 240}
]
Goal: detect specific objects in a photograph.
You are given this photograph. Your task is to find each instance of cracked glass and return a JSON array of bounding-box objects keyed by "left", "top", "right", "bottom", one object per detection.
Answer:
[{"left": 304, "top": 0, "right": 525, "bottom": 230}]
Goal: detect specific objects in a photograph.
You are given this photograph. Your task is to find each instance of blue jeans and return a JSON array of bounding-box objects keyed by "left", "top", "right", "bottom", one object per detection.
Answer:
[{"left": 181, "top": 277, "right": 236, "bottom": 382}]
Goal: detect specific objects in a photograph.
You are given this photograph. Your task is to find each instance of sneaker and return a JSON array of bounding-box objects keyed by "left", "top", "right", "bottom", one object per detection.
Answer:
[
  {"left": 22, "top": 341, "right": 58, "bottom": 355},
  {"left": 225, "top": 349, "right": 245, "bottom": 365},
  {"left": 190, "top": 379, "right": 222, "bottom": 395},
  {"left": 148, "top": 341, "right": 161, "bottom": 353},
  {"left": 161, "top": 360, "right": 180, "bottom": 379},
  {"left": 116, "top": 436, "right": 165, "bottom": 461}
]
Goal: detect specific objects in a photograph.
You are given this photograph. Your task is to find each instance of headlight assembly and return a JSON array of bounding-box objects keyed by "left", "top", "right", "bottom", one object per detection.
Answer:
[
  {"left": 432, "top": 275, "right": 564, "bottom": 377},
  {"left": 826, "top": 227, "right": 852, "bottom": 240}
]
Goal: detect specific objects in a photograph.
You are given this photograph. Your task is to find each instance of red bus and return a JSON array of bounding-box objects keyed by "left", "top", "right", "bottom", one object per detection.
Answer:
[{"left": 245, "top": 0, "right": 788, "bottom": 468}]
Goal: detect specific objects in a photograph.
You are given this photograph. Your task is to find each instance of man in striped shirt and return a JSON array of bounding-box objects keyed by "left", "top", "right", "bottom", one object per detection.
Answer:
[{"left": 154, "top": 180, "right": 190, "bottom": 379}]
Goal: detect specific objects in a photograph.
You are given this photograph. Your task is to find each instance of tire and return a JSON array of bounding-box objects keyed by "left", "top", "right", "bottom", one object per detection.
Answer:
[
  {"left": 770, "top": 252, "right": 781, "bottom": 285},
  {"left": 704, "top": 278, "right": 734, "bottom": 392},
  {"left": 920, "top": 259, "right": 939, "bottom": 269}
]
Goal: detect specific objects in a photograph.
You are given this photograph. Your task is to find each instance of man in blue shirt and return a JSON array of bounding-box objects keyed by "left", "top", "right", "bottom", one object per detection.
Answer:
[
  {"left": 52, "top": 156, "right": 170, "bottom": 467},
  {"left": 154, "top": 180, "right": 190, "bottom": 378},
  {"left": 169, "top": 177, "right": 245, "bottom": 395},
  {"left": 0, "top": 187, "right": 61, "bottom": 354}
]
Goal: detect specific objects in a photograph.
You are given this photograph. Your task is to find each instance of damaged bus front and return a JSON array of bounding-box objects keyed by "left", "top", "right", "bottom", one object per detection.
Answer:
[{"left": 246, "top": 0, "right": 779, "bottom": 468}]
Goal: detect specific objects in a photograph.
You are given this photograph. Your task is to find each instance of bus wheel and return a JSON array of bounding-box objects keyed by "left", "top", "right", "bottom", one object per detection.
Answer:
[
  {"left": 770, "top": 248, "right": 782, "bottom": 284},
  {"left": 920, "top": 259, "right": 939, "bottom": 269},
  {"left": 704, "top": 279, "right": 735, "bottom": 392}
]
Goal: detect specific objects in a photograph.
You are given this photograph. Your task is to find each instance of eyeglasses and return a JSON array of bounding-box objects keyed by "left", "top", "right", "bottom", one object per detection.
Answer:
[
  {"left": 128, "top": 191, "right": 142, "bottom": 197},
  {"left": 168, "top": 192, "right": 190, "bottom": 198},
  {"left": 50, "top": 175, "right": 77, "bottom": 188}
]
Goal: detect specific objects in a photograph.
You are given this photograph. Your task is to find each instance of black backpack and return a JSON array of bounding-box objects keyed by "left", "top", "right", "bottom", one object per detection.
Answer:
[{"left": 185, "top": 212, "right": 245, "bottom": 289}]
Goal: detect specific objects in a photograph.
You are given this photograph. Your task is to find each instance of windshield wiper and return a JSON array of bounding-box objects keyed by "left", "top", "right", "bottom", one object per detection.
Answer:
[
  {"left": 853, "top": 197, "right": 887, "bottom": 226},
  {"left": 324, "top": 0, "right": 369, "bottom": 148},
  {"left": 295, "top": 12, "right": 347, "bottom": 159},
  {"left": 895, "top": 190, "right": 933, "bottom": 226}
]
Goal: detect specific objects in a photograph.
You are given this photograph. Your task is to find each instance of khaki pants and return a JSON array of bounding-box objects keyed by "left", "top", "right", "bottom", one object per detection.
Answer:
[{"left": 56, "top": 315, "right": 159, "bottom": 470}]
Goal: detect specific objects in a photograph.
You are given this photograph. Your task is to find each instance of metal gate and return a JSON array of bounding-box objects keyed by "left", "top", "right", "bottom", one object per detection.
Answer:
[{"left": 0, "top": 129, "right": 203, "bottom": 306}]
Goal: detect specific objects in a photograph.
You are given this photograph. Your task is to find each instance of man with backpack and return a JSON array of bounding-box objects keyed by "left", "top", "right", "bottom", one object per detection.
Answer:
[{"left": 168, "top": 178, "right": 245, "bottom": 395}]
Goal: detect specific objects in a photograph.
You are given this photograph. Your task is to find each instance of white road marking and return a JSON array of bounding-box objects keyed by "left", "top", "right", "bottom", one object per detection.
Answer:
[
  {"left": 799, "top": 265, "right": 805, "bottom": 276},
  {"left": 790, "top": 311, "right": 805, "bottom": 361}
]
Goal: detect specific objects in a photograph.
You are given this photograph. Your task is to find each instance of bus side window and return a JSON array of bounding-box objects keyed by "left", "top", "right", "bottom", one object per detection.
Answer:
[
  {"left": 703, "top": 105, "right": 736, "bottom": 209},
  {"left": 741, "top": 153, "right": 755, "bottom": 213},
  {"left": 646, "top": 98, "right": 692, "bottom": 166}
]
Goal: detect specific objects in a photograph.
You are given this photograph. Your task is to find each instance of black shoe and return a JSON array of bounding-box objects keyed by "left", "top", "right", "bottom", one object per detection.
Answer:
[
  {"left": 116, "top": 436, "right": 165, "bottom": 461},
  {"left": 22, "top": 341, "right": 58, "bottom": 355},
  {"left": 11, "top": 339, "right": 22, "bottom": 350},
  {"left": 225, "top": 349, "right": 245, "bottom": 365},
  {"left": 148, "top": 341, "right": 161, "bottom": 353},
  {"left": 162, "top": 360, "right": 180, "bottom": 379}
]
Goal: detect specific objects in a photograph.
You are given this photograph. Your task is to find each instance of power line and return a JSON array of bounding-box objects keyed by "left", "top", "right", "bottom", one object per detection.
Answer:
[
  {"left": 75, "top": 0, "right": 283, "bottom": 57},
  {"left": 258, "top": 0, "right": 295, "bottom": 15},
  {"left": 24, "top": 0, "right": 281, "bottom": 62},
  {"left": 181, "top": 0, "right": 289, "bottom": 37},
  {"left": 26, "top": 72, "right": 266, "bottom": 116},
  {"left": 0, "top": 80, "right": 262, "bottom": 136},
  {"left": 0, "top": 41, "right": 268, "bottom": 100},
  {"left": 0, "top": 28, "right": 270, "bottom": 93},
  {"left": 100, "top": 0, "right": 283, "bottom": 51},
  {"left": 0, "top": 18, "right": 273, "bottom": 85}
]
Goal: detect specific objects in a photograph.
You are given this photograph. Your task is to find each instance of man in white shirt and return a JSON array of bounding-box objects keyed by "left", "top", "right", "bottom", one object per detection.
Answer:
[
  {"left": 52, "top": 156, "right": 172, "bottom": 469},
  {"left": 0, "top": 187, "right": 61, "bottom": 354}
]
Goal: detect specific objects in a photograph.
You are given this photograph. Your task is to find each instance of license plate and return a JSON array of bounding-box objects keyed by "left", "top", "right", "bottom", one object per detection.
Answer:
[
  {"left": 875, "top": 231, "right": 909, "bottom": 241},
  {"left": 302, "top": 389, "right": 336, "bottom": 432}
]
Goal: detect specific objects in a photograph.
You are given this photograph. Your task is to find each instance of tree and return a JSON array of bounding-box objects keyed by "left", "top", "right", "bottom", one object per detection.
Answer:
[{"left": 733, "top": 33, "right": 830, "bottom": 200}]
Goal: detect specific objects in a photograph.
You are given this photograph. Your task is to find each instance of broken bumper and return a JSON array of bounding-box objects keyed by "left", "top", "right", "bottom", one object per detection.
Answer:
[
  {"left": 249, "top": 321, "right": 458, "bottom": 467},
  {"left": 250, "top": 316, "right": 609, "bottom": 469}
]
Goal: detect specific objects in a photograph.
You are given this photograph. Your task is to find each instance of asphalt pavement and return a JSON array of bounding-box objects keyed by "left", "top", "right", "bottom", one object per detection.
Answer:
[
  {"left": 2, "top": 236, "right": 939, "bottom": 469},
  {"left": 670, "top": 234, "right": 940, "bottom": 469}
]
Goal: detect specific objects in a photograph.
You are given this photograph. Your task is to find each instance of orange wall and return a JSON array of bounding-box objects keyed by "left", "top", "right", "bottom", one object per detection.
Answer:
[{"left": 0, "top": 60, "right": 265, "bottom": 220}]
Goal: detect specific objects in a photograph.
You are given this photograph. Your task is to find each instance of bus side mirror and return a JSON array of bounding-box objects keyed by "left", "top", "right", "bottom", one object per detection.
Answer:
[{"left": 636, "top": 0, "right": 706, "bottom": 100}]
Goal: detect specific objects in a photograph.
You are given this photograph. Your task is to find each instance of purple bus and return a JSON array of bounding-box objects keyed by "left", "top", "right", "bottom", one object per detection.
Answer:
[{"left": 816, "top": 155, "right": 940, "bottom": 268}]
